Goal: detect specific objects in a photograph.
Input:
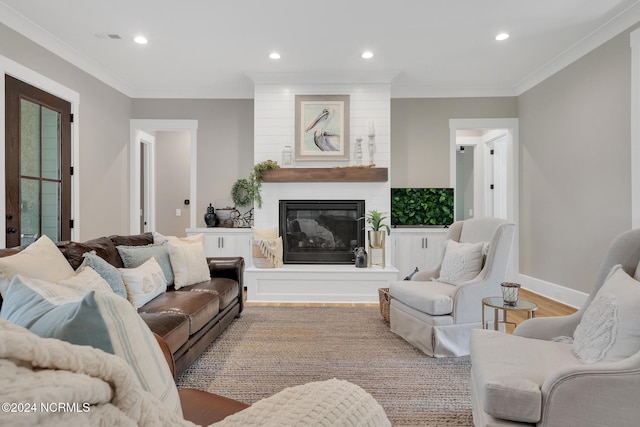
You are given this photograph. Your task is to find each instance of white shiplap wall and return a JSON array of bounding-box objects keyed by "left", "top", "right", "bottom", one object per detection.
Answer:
[{"left": 253, "top": 82, "right": 392, "bottom": 263}]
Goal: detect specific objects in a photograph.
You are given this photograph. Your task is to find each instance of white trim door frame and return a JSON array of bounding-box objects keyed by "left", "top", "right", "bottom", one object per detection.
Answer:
[
  {"left": 0, "top": 55, "right": 80, "bottom": 247},
  {"left": 136, "top": 130, "right": 155, "bottom": 232},
  {"left": 450, "top": 118, "right": 520, "bottom": 279},
  {"left": 129, "top": 119, "right": 198, "bottom": 234}
]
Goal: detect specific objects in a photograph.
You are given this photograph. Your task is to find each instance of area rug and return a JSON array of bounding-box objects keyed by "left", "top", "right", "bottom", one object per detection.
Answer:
[{"left": 177, "top": 306, "right": 473, "bottom": 426}]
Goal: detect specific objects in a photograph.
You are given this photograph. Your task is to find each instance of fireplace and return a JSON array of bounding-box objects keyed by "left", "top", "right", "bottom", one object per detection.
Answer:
[{"left": 279, "top": 200, "right": 365, "bottom": 264}]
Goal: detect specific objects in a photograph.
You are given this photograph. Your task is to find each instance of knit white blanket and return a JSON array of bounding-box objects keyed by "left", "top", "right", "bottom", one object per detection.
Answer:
[
  {"left": 0, "top": 318, "right": 390, "bottom": 426},
  {"left": 0, "top": 318, "right": 193, "bottom": 427}
]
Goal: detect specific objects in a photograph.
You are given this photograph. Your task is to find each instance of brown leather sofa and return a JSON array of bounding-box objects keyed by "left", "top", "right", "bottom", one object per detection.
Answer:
[{"left": 0, "top": 232, "right": 244, "bottom": 377}]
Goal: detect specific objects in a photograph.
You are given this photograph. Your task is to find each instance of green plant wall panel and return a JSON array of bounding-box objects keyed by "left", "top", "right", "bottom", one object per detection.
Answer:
[{"left": 391, "top": 188, "right": 454, "bottom": 227}]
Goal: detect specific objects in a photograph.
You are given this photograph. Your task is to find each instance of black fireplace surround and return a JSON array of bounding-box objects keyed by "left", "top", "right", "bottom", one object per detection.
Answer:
[{"left": 279, "top": 200, "right": 365, "bottom": 264}]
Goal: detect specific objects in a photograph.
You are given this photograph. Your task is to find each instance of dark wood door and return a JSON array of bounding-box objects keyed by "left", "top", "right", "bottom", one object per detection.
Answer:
[{"left": 5, "top": 75, "right": 72, "bottom": 248}]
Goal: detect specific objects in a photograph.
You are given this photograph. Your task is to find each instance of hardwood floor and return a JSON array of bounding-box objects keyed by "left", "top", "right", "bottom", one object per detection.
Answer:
[
  {"left": 244, "top": 288, "right": 578, "bottom": 333},
  {"left": 503, "top": 288, "right": 577, "bottom": 333}
]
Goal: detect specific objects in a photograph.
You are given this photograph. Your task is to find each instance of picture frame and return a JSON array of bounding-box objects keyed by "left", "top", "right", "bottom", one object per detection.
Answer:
[{"left": 295, "top": 95, "right": 350, "bottom": 161}]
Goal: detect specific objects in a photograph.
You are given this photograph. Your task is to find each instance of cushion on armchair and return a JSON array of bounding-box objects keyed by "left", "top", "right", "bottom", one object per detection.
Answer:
[
  {"left": 573, "top": 264, "right": 640, "bottom": 363},
  {"left": 389, "top": 280, "right": 456, "bottom": 315},
  {"left": 436, "top": 240, "right": 485, "bottom": 285}
]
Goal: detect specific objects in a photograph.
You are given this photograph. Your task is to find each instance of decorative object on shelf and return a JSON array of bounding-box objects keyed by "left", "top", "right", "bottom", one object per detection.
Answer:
[
  {"left": 368, "top": 120, "right": 376, "bottom": 165},
  {"left": 231, "top": 178, "right": 253, "bottom": 207},
  {"left": 204, "top": 203, "right": 217, "bottom": 227},
  {"left": 282, "top": 145, "right": 293, "bottom": 167},
  {"left": 501, "top": 282, "right": 521, "bottom": 306},
  {"left": 354, "top": 247, "right": 368, "bottom": 268},
  {"left": 295, "top": 94, "right": 350, "bottom": 161},
  {"left": 232, "top": 160, "right": 280, "bottom": 208},
  {"left": 215, "top": 206, "right": 238, "bottom": 228},
  {"left": 391, "top": 188, "right": 454, "bottom": 227},
  {"left": 360, "top": 210, "right": 390, "bottom": 268},
  {"left": 354, "top": 137, "right": 363, "bottom": 166},
  {"left": 233, "top": 208, "right": 254, "bottom": 228}
]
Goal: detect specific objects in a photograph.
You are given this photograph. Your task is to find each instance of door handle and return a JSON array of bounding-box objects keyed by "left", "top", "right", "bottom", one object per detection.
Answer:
[{"left": 6, "top": 227, "right": 17, "bottom": 234}]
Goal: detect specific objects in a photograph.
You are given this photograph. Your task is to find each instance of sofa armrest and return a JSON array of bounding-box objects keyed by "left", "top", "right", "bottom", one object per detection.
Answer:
[
  {"left": 513, "top": 311, "right": 581, "bottom": 340},
  {"left": 178, "top": 388, "right": 249, "bottom": 426},
  {"left": 540, "top": 352, "right": 640, "bottom": 426},
  {"left": 153, "top": 332, "right": 176, "bottom": 379},
  {"left": 207, "top": 256, "right": 245, "bottom": 314}
]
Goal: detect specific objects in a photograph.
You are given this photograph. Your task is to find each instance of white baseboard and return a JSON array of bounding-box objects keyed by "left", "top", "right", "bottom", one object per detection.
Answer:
[{"left": 517, "top": 273, "right": 587, "bottom": 309}]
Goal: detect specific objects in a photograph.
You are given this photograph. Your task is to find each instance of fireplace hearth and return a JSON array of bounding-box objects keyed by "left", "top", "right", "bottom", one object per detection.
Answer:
[{"left": 279, "top": 200, "right": 365, "bottom": 264}]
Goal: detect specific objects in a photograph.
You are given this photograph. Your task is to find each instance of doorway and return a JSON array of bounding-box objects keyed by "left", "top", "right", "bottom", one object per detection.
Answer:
[
  {"left": 129, "top": 119, "right": 198, "bottom": 234},
  {"left": 449, "top": 118, "right": 519, "bottom": 278},
  {"left": 4, "top": 75, "right": 72, "bottom": 248}
]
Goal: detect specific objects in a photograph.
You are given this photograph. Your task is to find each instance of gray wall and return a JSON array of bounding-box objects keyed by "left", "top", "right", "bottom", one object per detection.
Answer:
[
  {"left": 155, "top": 131, "right": 191, "bottom": 236},
  {"left": 518, "top": 29, "right": 633, "bottom": 293},
  {"left": 131, "top": 99, "right": 254, "bottom": 228},
  {"left": 390, "top": 97, "right": 518, "bottom": 187},
  {"left": 0, "top": 23, "right": 132, "bottom": 240}
]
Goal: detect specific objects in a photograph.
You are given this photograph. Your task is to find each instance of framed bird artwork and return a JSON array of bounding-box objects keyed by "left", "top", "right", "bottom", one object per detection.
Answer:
[{"left": 295, "top": 94, "right": 350, "bottom": 161}]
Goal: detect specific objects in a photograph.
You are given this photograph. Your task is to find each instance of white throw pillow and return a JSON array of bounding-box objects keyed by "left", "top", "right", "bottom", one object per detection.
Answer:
[
  {"left": 436, "top": 240, "right": 485, "bottom": 285},
  {"left": 574, "top": 265, "right": 640, "bottom": 363},
  {"left": 119, "top": 257, "right": 168, "bottom": 308},
  {"left": 0, "top": 235, "right": 76, "bottom": 297},
  {"left": 59, "top": 266, "right": 113, "bottom": 294},
  {"left": 168, "top": 241, "right": 210, "bottom": 289},
  {"left": 153, "top": 231, "right": 204, "bottom": 245}
]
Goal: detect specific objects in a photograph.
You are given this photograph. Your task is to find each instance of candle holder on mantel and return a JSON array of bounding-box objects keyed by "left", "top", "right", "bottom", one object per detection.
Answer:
[
  {"left": 368, "top": 120, "right": 376, "bottom": 165},
  {"left": 355, "top": 137, "right": 363, "bottom": 166}
]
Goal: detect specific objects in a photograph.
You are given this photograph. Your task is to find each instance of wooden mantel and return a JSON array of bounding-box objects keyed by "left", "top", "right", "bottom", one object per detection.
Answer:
[{"left": 260, "top": 167, "right": 388, "bottom": 182}]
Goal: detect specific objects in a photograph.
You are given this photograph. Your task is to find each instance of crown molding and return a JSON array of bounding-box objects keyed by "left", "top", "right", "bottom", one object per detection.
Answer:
[
  {"left": 0, "top": 2, "right": 133, "bottom": 97},
  {"left": 515, "top": 1, "right": 640, "bottom": 95},
  {"left": 2, "top": 1, "right": 639, "bottom": 99},
  {"left": 390, "top": 85, "right": 517, "bottom": 98}
]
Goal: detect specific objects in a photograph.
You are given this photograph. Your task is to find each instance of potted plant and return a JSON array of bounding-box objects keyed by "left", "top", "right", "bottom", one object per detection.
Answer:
[{"left": 361, "top": 210, "right": 390, "bottom": 249}]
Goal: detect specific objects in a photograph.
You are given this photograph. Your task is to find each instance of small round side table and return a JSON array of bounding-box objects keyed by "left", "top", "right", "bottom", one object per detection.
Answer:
[{"left": 482, "top": 297, "right": 538, "bottom": 331}]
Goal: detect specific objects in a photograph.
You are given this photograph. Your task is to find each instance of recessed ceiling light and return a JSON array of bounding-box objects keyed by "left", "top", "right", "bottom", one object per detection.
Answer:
[
  {"left": 361, "top": 51, "right": 374, "bottom": 59},
  {"left": 269, "top": 52, "right": 281, "bottom": 60},
  {"left": 495, "top": 33, "right": 510, "bottom": 41},
  {"left": 134, "top": 36, "right": 148, "bottom": 45}
]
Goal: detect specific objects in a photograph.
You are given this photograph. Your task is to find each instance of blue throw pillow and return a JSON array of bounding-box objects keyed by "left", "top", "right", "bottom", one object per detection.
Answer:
[
  {"left": 79, "top": 251, "right": 128, "bottom": 299},
  {"left": 0, "top": 274, "right": 182, "bottom": 416},
  {"left": 117, "top": 243, "right": 174, "bottom": 286}
]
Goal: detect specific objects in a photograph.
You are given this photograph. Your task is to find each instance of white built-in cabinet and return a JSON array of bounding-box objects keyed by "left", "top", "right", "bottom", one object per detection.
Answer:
[
  {"left": 391, "top": 228, "right": 448, "bottom": 278},
  {"left": 186, "top": 228, "right": 251, "bottom": 261}
]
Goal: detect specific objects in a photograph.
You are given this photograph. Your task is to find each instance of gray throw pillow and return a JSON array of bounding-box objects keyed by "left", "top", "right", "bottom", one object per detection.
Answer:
[
  {"left": 116, "top": 243, "right": 174, "bottom": 286},
  {"left": 79, "top": 251, "right": 128, "bottom": 299}
]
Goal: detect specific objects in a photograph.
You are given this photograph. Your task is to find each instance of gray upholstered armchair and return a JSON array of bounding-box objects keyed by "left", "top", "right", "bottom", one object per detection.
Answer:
[
  {"left": 389, "top": 217, "right": 515, "bottom": 357},
  {"left": 470, "top": 228, "right": 640, "bottom": 426}
]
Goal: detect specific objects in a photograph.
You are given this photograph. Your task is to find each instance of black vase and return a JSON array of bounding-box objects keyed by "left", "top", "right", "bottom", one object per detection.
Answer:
[{"left": 204, "top": 203, "right": 217, "bottom": 227}]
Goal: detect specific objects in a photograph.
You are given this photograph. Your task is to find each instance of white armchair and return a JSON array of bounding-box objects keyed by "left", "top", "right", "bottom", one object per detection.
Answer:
[
  {"left": 470, "top": 228, "right": 640, "bottom": 426},
  {"left": 389, "top": 217, "right": 515, "bottom": 357}
]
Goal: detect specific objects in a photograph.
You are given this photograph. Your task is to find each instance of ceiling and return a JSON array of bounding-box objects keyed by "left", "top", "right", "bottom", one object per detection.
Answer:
[{"left": 1, "top": 0, "right": 639, "bottom": 98}]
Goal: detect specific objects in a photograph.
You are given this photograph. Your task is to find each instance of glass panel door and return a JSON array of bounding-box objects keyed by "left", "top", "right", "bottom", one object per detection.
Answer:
[{"left": 19, "top": 99, "right": 62, "bottom": 245}]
